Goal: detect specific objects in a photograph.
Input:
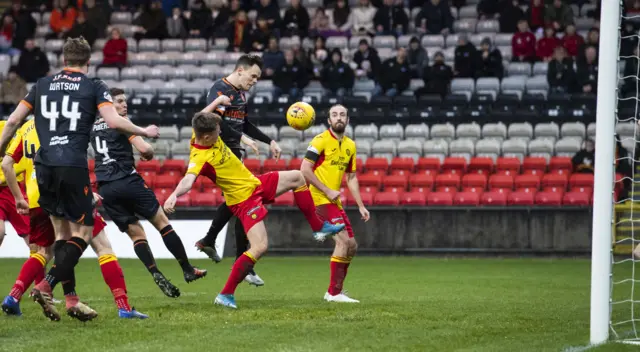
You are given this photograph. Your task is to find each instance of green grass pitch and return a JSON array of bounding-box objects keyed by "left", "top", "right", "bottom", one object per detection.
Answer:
[{"left": 0, "top": 257, "right": 639, "bottom": 352}]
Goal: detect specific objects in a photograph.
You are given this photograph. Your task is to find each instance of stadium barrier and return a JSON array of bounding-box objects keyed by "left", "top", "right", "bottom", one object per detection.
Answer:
[{"left": 0, "top": 207, "right": 592, "bottom": 258}]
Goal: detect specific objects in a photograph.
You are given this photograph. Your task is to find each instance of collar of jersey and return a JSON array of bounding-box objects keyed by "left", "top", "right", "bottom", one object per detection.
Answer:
[
  {"left": 222, "top": 77, "right": 240, "bottom": 91},
  {"left": 62, "top": 67, "right": 83, "bottom": 73},
  {"left": 191, "top": 143, "right": 212, "bottom": 150}
]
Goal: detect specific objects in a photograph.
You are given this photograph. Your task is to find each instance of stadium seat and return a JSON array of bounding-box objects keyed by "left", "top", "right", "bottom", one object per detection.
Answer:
[
  {"left": 462, "top": 174, "right": 487, "bottom": 192},
  {"left": 162, "top": 159, "right": 186, "bottom": 174},
  {"left": 176, "top": 193, "right": 191, "bottom": 207},
  {"left": 508, "top": 191, "right": 535, "bottom": 206},
  {"left": 244, "top": 159, "right": 261, "bottom": 174},
  {"left": 427, "top": 192, "right": 454, "bottom": 205},
  {"left": 192, "top": 191, "right": 218, "bottom": 206},
  {"left": 382, "top": 175, "right": 409, "bottom": 191},
  {"left": 441, "top": 157, "right": 467, "bottom": 174},
  {"left": 514, "top": 174, "right": 541, "bottom": 192},
  {"left": 495, "top": 157, "right": 521, "bottom": 175},
  {"left": 154, "top": 189, "right": 171, "bottom": 205},
  {"left": 467, "top": 157, "right": 493, "bottom": 174},
  {"left": 454, "top": 192, "right": 480, "bottom": 206},
  {"left": 489, "top": 174, "right": 514, "bottom": 191},
  {"left": 522, "top": 157, "right": 547, "bottom": 175},
  {"left": 141, "top": 173, "right": 156, "bottom": 188},
  {"left": 563, "top": 192, "right": 590, "bottom": 206},
  {"left": 358, "top": 174, "right": 383, "bottom": 189},
  {"left": 569, "top": 173, "right": 594, "bottom": 189},
  {"left": 480, "top": 191, "right": 507, "bottom": 206},
  {"left": 137, "top": 160, "right": 161, "bottom": 172},
  {"left": 364, "top": 157, "right": 389, "bottom": 175},
  {"left": 288, "top": 158, "right": 303, "bottom": 170},
  {"left": 409, "top": 174, "right": 435, "bottom": 192},
  {"left": 348, "top": 192, "right": 374, "bottom": 206},
  {"left": 402, "top": 192, "right": 427, "bottom": 205},
  {"left": 263, "top": 159, "right": 288, "bottom": 172},
  {"left": 549, "top": 157, "right": 573, "bottom": 175},
  {"left": 155, "top": 174, "right": 180, "bottom": 189},
  {"left": 416, "top": 158, "right": 441, "bottom": 175},
  {"left": 390, "top": 157, "right": 414, "bottom": 175},
  {"left": 374, "top": 192, "right": 401, "bottom": 205},
  {"left": 542, "top": 173, "right": 569, "bottom": 191},
  {"left": 274, "top": 191, "right": 295, "bottom": 206},
  {"left": 435, "top": 174, "right": 461, "bottom": 192},
  {"left": 535, "top": 191, "right": 563, "bottom": 205}
]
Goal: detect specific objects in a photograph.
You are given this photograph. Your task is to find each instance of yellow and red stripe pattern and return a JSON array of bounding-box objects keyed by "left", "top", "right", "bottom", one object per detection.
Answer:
[{"left": 98, "top": 254, "right": 118, "bottom": 266}]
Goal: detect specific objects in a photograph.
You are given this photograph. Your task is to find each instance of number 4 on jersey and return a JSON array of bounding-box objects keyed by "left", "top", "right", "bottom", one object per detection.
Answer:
[
  {"left": 40, "top": 95, "right": 81, "bottom": 132},
  {"left": 94, "top": 136, "right": 111, "bottom": 162}
]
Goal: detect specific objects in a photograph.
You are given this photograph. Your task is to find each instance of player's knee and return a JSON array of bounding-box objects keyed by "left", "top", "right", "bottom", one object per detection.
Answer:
[
  {"left": 126, "top": 224, "right": 147, "bottom": 242},
  {"left": 290, "top": 170, "right": 305, "bottom": 187},
  {"left": 151, "top": 208, "right": 170, "bottom": 229},
  {"left": 347, "top": 238, "right": 358, "bottom": 256}
]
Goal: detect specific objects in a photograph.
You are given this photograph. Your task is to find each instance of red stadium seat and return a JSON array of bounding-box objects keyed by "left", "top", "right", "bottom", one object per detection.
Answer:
[
  {"left": 358, "top": 174, "right": 383, "bottom": 189},
  {"left": 162, "top": 159, "right": 186, "bottom": 174},
  {"left": 263, "top": 159, "right": 288, "bottom": 172},
  {"left": 390, "top": 157, "right": 415, "bottom": 175},
  {"left": 563, "top": 192, "right": 590, "bottom": 206},
  {"left": 191, "top": 191, "right": 218, "bottom": 206},
  {"left": 467, "top": 157, "right": 494, "bottom": 175},
  {"left": 495, "top": 157, "right": 521, "bottom": 175},
  {"left": 462, "top": 173, "right": 487, "bottom": 190},
  {"left": 364, "top": 157, "right": 389, "bottom": 175},
  {"left": 176, "top": 193, "right": 191, "bottom": 207},
  {"left": 441, "top": 157, "right": 467, "bottom": 174},
  {"left": 542, "top": 173, "right": 568, "bottom": 191},
  {"left": 353, "top": 158, "right": 365, "bottom": 174},
  {"left": 374, "top": 192, "right": 401, "bottom": 205},
  {"left": 137, "top": 160, "right": 161, "bottom": 173},
  {"left": 347, "top": 192, "right": 373, "bottom": 206},
  {"left": 141, "top": 173, "right": 156, "bottom": 188},
  {"left": 569, "top": 173, "right": 594, "bottom": 189},
  {"left": 415, "top": 158, "right": 441, "bottom": 175},
  {"left": 402, "top": 192, "right": 427, "bottom": 205},
  {"left": 480, "top": 191, "right": 507, "bottom": 206},
  {"left": 549, "top": 157, "right": 573, "bottom": 175},
  {"left": 514, "top": 174, "right": 541, "bottom": 191},
  {"left": 435, "top": 174, "right": 461, "bottom": 192},
  {"left": 409, "top": 174, "right": 434, "bottom": 192},
  {"left": 274, "top": 191, "right": 295, "bottom": 206},
  {"left": 489, "top": 174, "right": 514, "bottom": 191},
  {"left": 522, "top": 157, "right": 547, "bottom": 175},
  {"left": 288, "top": 158, "right": 303, "bottom": 171},
  {"left": 535, "top": 191, "right": 563, "bottom": 205},
  {"left": 243, "top": 159, "right": 261, "bottom": 174},
  {"left": 154, "top": 188, "right": 172, "bottom": 205},
  {"left": 572, "top": 186, "right": 593, "bottom": 195},
  {"left": 453, "top": 192, "right": 480, "bottom": 206},
  {"left": 382, "top": 175, "right": 409, "bottom": 191},
  {"left": 88, "top": 159, "right": 95, "bottom": 173},
  {"left": 427, "top": 192, "right": 454, "bottom": 205},
  {"left": 155, "top": 174, "right": 180, "bottom": 189},
  {"left": 508, "top": 191, "right": 535, "bottom": 206}
]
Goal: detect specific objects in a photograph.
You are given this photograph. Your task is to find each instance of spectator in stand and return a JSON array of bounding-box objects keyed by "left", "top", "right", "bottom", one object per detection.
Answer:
[
  {"left": 256, "top": 0, "right": 282, "bottom": 31},
  {"left": 620, "top": 21, "right": 637, "bottom": 58},
  {"left": 476, "top": 37, "right": 503, "bottom": 79},
  {"left": 262, "top": 37, "right": 285, "bottom": 79},
  {"left": 577, "top": 46, "right": 598, "bottom": 94},
  {"left": 536, "top": 27, "right": 560, "bottom": 62},
  {"left": 407, "top": 36, "right": 428, "bottom": 78},
  {"left": 577, "top": 28, "right": 599, "bottom": 65},
  {"left": 332, "top": 0, "right": 352, "bottom": 35},
  {"left": 65, "top": 12, "right": 98, "bottom": 47},
  {"left": 415, "top": 0, "right": 453, "bottom": 35},
  {"left": 477, "top": 0, "right": 500, "bottom": 19},
  {"left": 352, "top": 0, "right": 375, "bottom": 36},
  {"left": 512, "top": 19, "right": 536, "bottom": 62},
  {"left": 547, "top": 46, "right": 575, "bottom": 93},
  {"left": 227, "top": 10, "right": 251, "bottom": 52},
  {"left": 454, "top": 34, "right": 478, "bottom": 78},
  {"left": 499, "top": 0, "right": 524, "bottom": 33},
  {"left": 283, "top": 0, "right": 310, "bottom": 38},
  {"left": 526, "top": 0, "right": 544, "bottom": 32},
  {"left": 416, "top": 51, "right": 453, "bottom": 99},
  {"left": 0, "top": 16, "right": 18, "bottom": 56},
  {"left": 622, "top": 47, "right": 639, "bottom": 97},
  {"left": 373, "top": 0, "right": 408, "bottom": 36},
  {"left": 84, "top": 0, "right": 107, "bottom": 37},
  {"left": 100, "top": 27, "right": 127, "bottom": 70},
  {"left": 209, "top": 0, "right": 235, "bottom": 38},
  {"left": 561, "top": 23, "right": 583, "bottom": 58},
  {"left": 251, "top": 15, "right": 273, "bottom": 51},
  {"left": 321, "top": 48, "right": 355, "bottom": 97},
  {"left": 167, "top": 7, "right": 188, "bottom": 38},
  {"left": 312, "top": 9, "right": 342, "bottom": 38},
  {"left": 2, "top": 1, "right": 36, "bottom": 50},
  {"left": 352, "top": 39, "right": 381, "bottom": 79},
  {"left": 309, "top": 36, "right": 329, "bottom": 77},
  {"left": 374, "top": 47, "right": 411, "bottom": 97},
  {"left": 133, "top": 1, "right": 168, "bottom": 41},
  {"left": 187, "top": 0, "right": 212, "bottom": 38},
  {"left": 273, "top": 50, "right": 309, "bottom": 99},
  {"left": 571, "top": 139, "right": 595, "bottom": 173},
  {"left": 48, "top": 0, "right": 77, "bottom": 39},
  {"left": 0, "top": 66, "right": 26, "bottom": 117},
  {"left": 16, "top": 39, "right": 49, "bottom": 83},
  {"left": 544, "top": 0, "right": 573, "bottom": 32}
]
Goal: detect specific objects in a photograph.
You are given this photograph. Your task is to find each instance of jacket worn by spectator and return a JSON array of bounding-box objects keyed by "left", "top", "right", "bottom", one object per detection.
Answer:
[
  {"left": 351, "top": 0, "right": 376, "bottom": 35},
  {"left": 373, "top": 1, "right": 408, "bottom": 34},
  {"left": 512, "top": 29, "right": 536, "bottom": 61},
  {"left": 352, "top": 42, "right": 381, "bottom": 80},
  {"left": 562, "top": 30, "right": 584, "bottom": 57},
  {"left": 454, "top": 40, "right": 478, "bottom": 78},
  {"left": 2, "top": 4, "right": 36, "bottom": 50},
  {"left": 321, "top": 50, "right": 355, "bottom": 93},
  {"left": 418, "top": 56, "right": 453, "bottom": 98},
  {"left": 283, "top": 0, "right": 310, "bottom": 37},
  {"left": 536, "top": 29, "right": 560, "bottom": 61},
  {"left": 50, "top": 4, "right": 77, "bottom": 34},
  {"left": 16, "top": 42, "right": 49, "bottom": 83},
  {"left": 65, "top": 13, "right": 98, "bottom": 47},
  {"left": 547, "top": 56, "right": 575, "bottom": 92},
  {"left": 0, "top": 71, "right": 27, "bottom": 106},
  {"left": 476, "top": 45, "right": 503, "bottom": 79},
  {"left": 414, "top": 0, "right": 453, "bottom": 34},
  {"left": 544, "top": 0, "right": 574, "bottom": 31},
  {"left": 378, "top": 56, "right": 411, "bottom": 93},
  {"left": 188, "top": 1, "right": 213, "bottom": 38},
  {"left": 263, "top": 49, "right": 285, "bottom": 78},
  {"left": 273, "top": 59, "right": 309, "bottom": 92},
  {"left": 84, "top": 0, "right": 109, "bottom": 36},
  {"left": 571, "top": 145, "right": 595, "bottom": 173},
  {"left": 499, "top": 0, "right": 524, "bottom": 33},
  {"left": 103, "top": 36, "right": 127, "bottom": 65},
  {"left": 577, "top": 57, "right": 598, "bottom": 94},
  {"left": 407, "top": 38, "right": 428, "bottom": 78}
]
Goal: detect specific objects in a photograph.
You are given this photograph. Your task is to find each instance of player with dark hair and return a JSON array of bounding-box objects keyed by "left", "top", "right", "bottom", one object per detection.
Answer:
[
  {"left": 164, "top": 112, "right": 344, "bottom": 309},
  {"left": 193, "top": 54, "right": 283, "bottom": 287},
  {"left": 301, "top": 104, "right": 370, "bottom": 303},
  {"left": 90, "top": 87, "right": 206, "bottom": 298},
  {"left": 0, "top": 36, "right": 159, "bottom": 322}
]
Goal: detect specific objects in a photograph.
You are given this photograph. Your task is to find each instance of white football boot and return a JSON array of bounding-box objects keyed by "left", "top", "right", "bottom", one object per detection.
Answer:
[
  {"left": 244, "top": 273, "right": 265, "bottom": 286},
  {"left": 324, "top": 291, "right": 360, "bottom": 303}
]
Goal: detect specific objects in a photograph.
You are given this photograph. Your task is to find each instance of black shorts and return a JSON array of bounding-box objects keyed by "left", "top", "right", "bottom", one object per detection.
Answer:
[
  {"left": 98, "top": 173, "right": 160, "bottom": 232},
  {"left": 35, "top": 164, "right": 95, "bottom": 226}
]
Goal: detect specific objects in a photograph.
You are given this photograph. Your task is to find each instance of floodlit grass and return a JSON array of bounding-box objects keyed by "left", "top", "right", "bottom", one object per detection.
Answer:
[{"left": 0, "top": 257, "right": 639, "bottom": 352}]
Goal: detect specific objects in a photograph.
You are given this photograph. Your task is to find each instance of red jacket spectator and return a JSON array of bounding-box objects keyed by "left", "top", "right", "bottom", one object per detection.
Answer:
[
  {"left": 527, "top": 0, "right": 544, "bottom": 31},
  {"left": 102, "top": 28, "right": 127, "bottom": 66},
  {"left": 50, "top": 1, "right": 77, "bottom": 34},
  {"left": 562, "top": 24, "right": 584, "bottom": 57},
  {"left": 536, "top": 27, "right": 560, "bottom": 61},
  {"left": 512, "top": 20, "right": 536, "bottom": 61}
]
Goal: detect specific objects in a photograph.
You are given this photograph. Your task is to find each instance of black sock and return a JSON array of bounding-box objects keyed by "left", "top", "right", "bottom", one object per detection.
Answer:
[
  {"left": 53, "top": 240, "right": 66, "bottom": 255},
  {"left": 46, "top": 237, "right": 87, "bottom": 290},
  {"left": 133, "top": 239, "right": 159, "bottom": 274},
  {"left": 203, "top": 203, "right": 234, "bottom": 244},
  {"left": 234, "top": 220, "right": 255, "bottom": 275},
  {"left": 160, "top": 225, "right": 192, "bottom": 272},
  {"left": 62, "top": 271, "right": 76, "bottom": 297}
]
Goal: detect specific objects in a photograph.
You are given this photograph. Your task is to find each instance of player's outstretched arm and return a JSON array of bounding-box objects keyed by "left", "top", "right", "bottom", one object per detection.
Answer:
[
  {"left": 301, "top": 159, "right": 340, "bottom": 202},
  {"left": 201, "top": 95, "right": 231, "bottom": 113},
  {"left": 99, "top": 104, "right": 159, "bottom": 138},
  {"left": 130, "top": 136, "right": 154, "bottom": 160},
  {"left": 0, "top": 104, "right": 30, "bottom": 156},
  {"left": 1, "top": 156, "right": 27, "bottom": 214},
  {"left": 164, "top": 174, "right": 197, "bottom": 214},
  {"left": 346, "top": 172, "right": 370, "bottom": 222}
]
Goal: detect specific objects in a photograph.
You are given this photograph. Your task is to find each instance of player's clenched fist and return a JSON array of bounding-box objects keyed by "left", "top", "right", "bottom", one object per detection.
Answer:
[
  {"left": 144, "top": 125, "right": 160, "bottom": 138},
  {"left": 215, "top": 95, "right": 231, "bottom": 106},
  {"left": 15, "top": 198, "right": 28, "bottom": 215}
]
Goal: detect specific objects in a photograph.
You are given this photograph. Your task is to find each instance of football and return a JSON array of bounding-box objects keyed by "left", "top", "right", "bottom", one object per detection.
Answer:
[{"left": 286, "top": 101, "right": 316, "bottom": 131}]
